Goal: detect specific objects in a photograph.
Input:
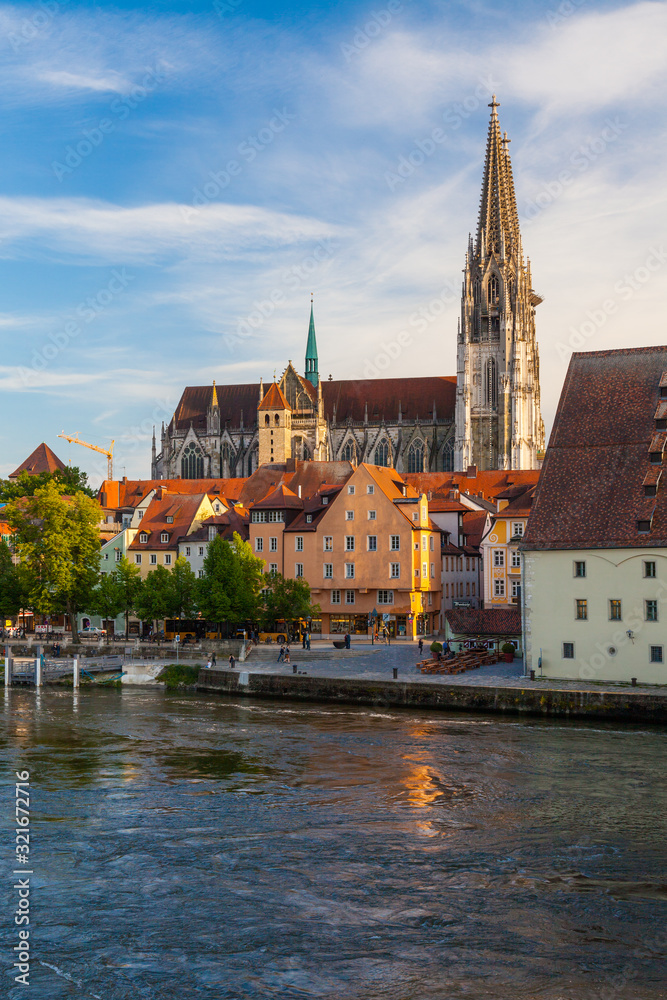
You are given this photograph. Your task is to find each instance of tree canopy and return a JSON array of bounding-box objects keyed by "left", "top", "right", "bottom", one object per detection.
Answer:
[
  {"left": 260, "top": 572, "right": 319, "bottom": 630},
  {"left": 197, "top": 533, "right": 264, "bottom": 626},
  {"left": 0, "top": 466, "right": 95, "bottom": 503}
]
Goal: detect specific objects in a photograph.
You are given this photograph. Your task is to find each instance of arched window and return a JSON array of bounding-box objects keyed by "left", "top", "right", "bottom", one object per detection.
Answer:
[
  {"left": 274, "top": 413, "right": 280, "bottom": 425},
  {"left": 374, "top": 439, "right": 390, "bottom": 467},
  {"left": 442, "top": 438, "right": 454, "bottom": 472},
  {"left": 408, "top": 439, "right": 424, "bottom": 473},
  {"left": 485, "top": 357, "right": 497, "bottom": 408},
  {"left": 473, "top": 279, "right": 481, "bottom": 304},
  {"left": 342, "top": 440, "right": 357, "bottom": 463},
  {"left": 221, "top": 442, "right": 234, "bottom": 477},
  {"left": 264, "top": 414, "right": 270, "bottom": 425},
  {"left": 292, "top": 436, "right": 311, "bottom": 460},
  {"left": 488, "top": 275, "right": 499, "bottom": 304},
  {"left": 181, "top": 442, "right": 204, "bottom": 479}
]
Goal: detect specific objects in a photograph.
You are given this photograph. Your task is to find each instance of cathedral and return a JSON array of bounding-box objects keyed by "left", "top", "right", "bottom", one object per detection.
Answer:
[{"left": 151, "top": 97, "right": 544, "bottom": 480}]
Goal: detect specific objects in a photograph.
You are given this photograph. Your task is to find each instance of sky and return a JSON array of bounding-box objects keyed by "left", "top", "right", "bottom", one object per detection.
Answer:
[{"left": 0, "top": 0, "right": 665, "bottom": 484}]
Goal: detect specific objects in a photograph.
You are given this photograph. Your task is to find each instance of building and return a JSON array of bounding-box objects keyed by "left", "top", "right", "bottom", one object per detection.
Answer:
[
  {"left": 480, "top": 483, "right": 536, "bottom": 610},
  {"left": 454, "top": 97, "right": 545, "bottom": 471},
  {"left": 9, "top": 443, "right": 65, "bottom": 480},
  {"left": 151, "top": 98, "right": 543, "bottom": 481},
  {"left": 521, "top": 347, "right": 667, "bottom": 684}
]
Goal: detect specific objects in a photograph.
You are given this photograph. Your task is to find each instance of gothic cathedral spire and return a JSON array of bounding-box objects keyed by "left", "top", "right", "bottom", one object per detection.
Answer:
[
  {"left": 305, "top": 295, "right": 319, "bottom": 388},
  {"left": 455, "top": 96, "right": 545, "bottom": 471}
]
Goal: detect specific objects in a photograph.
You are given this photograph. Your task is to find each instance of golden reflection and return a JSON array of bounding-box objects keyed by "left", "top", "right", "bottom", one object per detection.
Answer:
[{"left": 402, "top": 762, "right": 443, "bottom": 809}]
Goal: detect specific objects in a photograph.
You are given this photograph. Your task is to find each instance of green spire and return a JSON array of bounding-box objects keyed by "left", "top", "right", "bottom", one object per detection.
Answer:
[{"left": 305, "top": 296, "right": 319, "bottom": 388}]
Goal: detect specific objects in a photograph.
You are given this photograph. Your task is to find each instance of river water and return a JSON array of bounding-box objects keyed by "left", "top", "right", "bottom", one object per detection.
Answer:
[{"left": 1, "top": 688, "right": 665, "bottom": 999}]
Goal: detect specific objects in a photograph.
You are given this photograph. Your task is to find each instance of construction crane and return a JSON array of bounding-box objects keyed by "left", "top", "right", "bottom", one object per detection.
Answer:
[{"left": 58, "top": 432, "right": 114, "bottom": 480}]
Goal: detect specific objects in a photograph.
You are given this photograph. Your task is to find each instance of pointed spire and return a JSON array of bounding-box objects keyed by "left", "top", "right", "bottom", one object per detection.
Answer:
[
  {"left": 211, "top": 379, "right": 219, "bottom": 410},
  {"left": 305, "top": 294, "right": 319, "bottom": 388},
  {"left": 259, "top": 376, "right": 264, "bottom": 404},
  {"left": 475, "top": 96, "right": 521, "bottom": 261}
]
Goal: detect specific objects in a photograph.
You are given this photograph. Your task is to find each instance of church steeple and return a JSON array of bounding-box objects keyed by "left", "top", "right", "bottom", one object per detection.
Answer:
[
  {"left": 476, "top": 96, "right": 521, "bottom": 261},
  {"left": 305, "top": 295, "right": 319, "bottom": 388}
]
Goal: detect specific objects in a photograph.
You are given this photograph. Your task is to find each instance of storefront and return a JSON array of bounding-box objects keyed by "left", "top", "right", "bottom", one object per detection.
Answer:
[{"left": 329, "top": 614, "right": 369, "bottom": 635}]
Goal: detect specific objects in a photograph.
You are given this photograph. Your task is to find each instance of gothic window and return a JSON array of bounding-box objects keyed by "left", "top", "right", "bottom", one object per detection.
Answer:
[
  {"left": 342, "top": 440, "right": 357, "bottom": 463},
  {"left": 473, "top": 279, "right": 480, "bottom": 304},
  {"left": 264, "top": 414, "right": 270, "bottom": 425},
  {"left": 507, "top": 278, "right": 514, "bottom": 302},
  {"left": 292, "top": 436, "right": 311, "bottom": 461},
  {"left": 408, "top": 439, "right": 424, "bottom": 473},
  {"left": 485, "top": 357, "right": 498, "bottom": 408},
  {"left": 442, "top": 438, "right": 454, "bottom": 472},
  {"left": 274, "top": 413, "right": 280, "bottom": 425},
  {"left": 181, "top": 442, "right": 204, "bottom": 479},
  {"left": 374, "top": 439, "right": 390, "bottom": 467},
  {"left": 488, "top": 275, "right": 499, "bottom": 304}
]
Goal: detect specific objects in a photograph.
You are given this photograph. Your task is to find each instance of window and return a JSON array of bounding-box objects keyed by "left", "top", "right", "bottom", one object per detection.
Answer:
[
  {"left": 164, "top": 554, "right": 171, "bottom": 566},
  {"left": 645, "top": 561, "right": 656, "bottom": 578},
  {"left": 252, "top": 511, "right": 267, "bottom": 522},
  {"left": 324, "top": 536, "right": 333, "bottom": 551},
  {"left": 367, "top": 536, "right": 377, "bottom": 552},
  {"left": 493, "top": 550, "right": 504, "bottom": 566},
  {"left": 324, "top": 563, "right": 333, "bottom": 578},
  {"left": 609, "top": 600, "right": 622, "bottom": 621},
  {"left": 295, "top": 563, "right": 304, "bottom": 578},
  {"left": 295, "top": 536, "right": 303, "bottom": 551},
  {"left": 378, "top": 590, "right": 394, "bottom": 605},
  {"left": 251, "top": 510, "right": 285, "bottom": 523},
  {"left": 342, "top": 441, "right": 357, "bottom": 463},
  {"left": 137, "top": 510, "right": 143, "bottom": 520},
  {"left": 208, "top": 526, "right": 216, "bottom": 541},
  {"left": 637, "top": 520, "right": 651, "bottom": 533},
  {"left": 181, "top": 442, "right": 204, "bottom": 479},
  {"left": 574, "top": 561, "right": 586, "bottom": 578},
  {"left": 345, "top": 590, "right": 355, "bottom": 604},
  {"left": 645, "top": 600, "right": 658, "bottom": 622},
  {"left": 412, "top": 513, "right": 418, "bottom": 521},
  {"left": 150, "top": 554, "right": 157, "bottom": 565},
  {"left": 345, "top": 510, "right": 354, "bottom": 521},
  {"left": 269, "top": 563, "right": 278, "bottom": 575},
  {"left": 115, "top": 550, "right": 121, "bottom": 562},
  {"left": 135, "top": 554, "right": 142, "bottom": 564},
  {"left": 512, "top": 550, "right": 521, "bottom": 568},
  {"left": 563, "top": 642, "right": 575, "bottom": 659},
  {"left": 322, "top": 496, "right": 329, "bottom": 505},
  {"left": 485, "top": 357, "right": 497, "bottom": 407},
  {"left": 374, "top": 440, "right": 390, "bottom": 467},
  {"left": 166, "top": 516, "right": 173, "bottom": 524},
  {"left": 367, "top": 485, "right": 374, "bottom": 495},
  {"left": 255, "top": 537, "right": 263, "bottom": 553},
  {"left": 575, "top": 599, "right": 588, "bottom": 620},
  {"left": 390, "top": 535, "right": 400, "bottom": 550},
  {"left": 270, "top": 537, "right": 277, "bottom": 552},
  {"left": 422, "top": 562, "right": 428, "bottom": 578},
  {"left": 650, "top": 645, "right": 663, "bottom": 663},
  {"left": 511, "top": 580, "right": 521, "bottom": 598},
  {"left": 422, "top": 537, "right": 427, "bottom": 551},
  {"left": 345, "top": 536, "right": 355, "bottom": 551},
  {"left": 408, "top": 439, "right": 425, "bottom": 473},
  {"left": 512, "top": 522, "right": 524, "bottom": 538},
  {"left": 306, "top": 514, "right": 312, "bottom": 523},
  {"left": 139, "top": 532, "right": 148, "bottom": 543},
  {"left": 185, "top": 546, "right": 191, "bottom": 556},
  {"left": 331, "top": 590, "right": 341, "bottom": 604},
  {"left": 198, "top": 547, "right": 204, "bottom": 556},
  {"left": 368, "top": 510, "right": 376, "bottom": 520},
  {"left": 644, "top": 485, "right": 657, "bottom": 497},
  {"left": 430, "top": 537, "right": 434, "bottom": 552},
  {"left": 390, "top": 562, "right": 400, "bottom": 578},
  {"left": 430, "top": 563, "right": 435, "bottom": 578},
  {"left": 345, "top": 563, "right": 355, "bottom": 579},
  {"left": 348, "top": 485, "right": 355, "bottom": 495},
  {"left": 494, "top": 579, "right": 505, "bottom": 597},
  {"left": 488, "top": 274, "right": 499, "bottom": 303},
  {"left": 198, "top": 569, "right": 204, "bottom": 578}
]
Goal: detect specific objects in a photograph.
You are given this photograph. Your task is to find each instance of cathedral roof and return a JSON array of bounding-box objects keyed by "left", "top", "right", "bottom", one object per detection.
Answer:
[
  {"left": 322, "top": 376, "right": 456, "bottom": 422},
  {"left": 523, "top": 347, "right": 667, "bottom": 551},
  {"left": 170, "top": 383, "right": 261, "bottom": 431},
  {"left": 258, "top": 381, "right": 292, "bottom": 411}
]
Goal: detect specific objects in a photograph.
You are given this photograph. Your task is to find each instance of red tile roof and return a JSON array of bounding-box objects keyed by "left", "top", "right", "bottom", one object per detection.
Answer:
[
  {"left": 127, "top": 493, "right": 210, "bottom": 550},
  {"left": 523, "top": 347, "right": 667, "bottom": 550},
  {"left": 446, "top": 607, "right": 521, "bottom": 637},
  {"left": 405, "top": 469, "right": 540, "bottom": 501},
  {"left": 258, "top": 382, "right": 291, "bottom": 411},
  {"left": 9, "top": 443, "right": 66, "bottom": 479}
]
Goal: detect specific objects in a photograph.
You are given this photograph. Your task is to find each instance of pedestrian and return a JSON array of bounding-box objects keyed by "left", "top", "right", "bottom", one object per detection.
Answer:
[
  {"left": 284, "top": 645, "right": 291, "bottom": 663},
  {"left": 229, "top": 653, "right": 236, "bottom": 670},
  {"left": 206, "top": 658, "right": 212, "bottom": 669},
  {"left": 344, "top": 632, "right": 351, "bottom": 650},
  {"left": 277, "top": 643, "right": 285, "bottom": 662},
  {"left": 211, "top": 652, "right": 216, "bottom": 668},
  {"left": 306, "top": 632, "right": 311, "bottom": 650},
  {"left": 418, "top": 637, "right": 424, "bottom": 656}
]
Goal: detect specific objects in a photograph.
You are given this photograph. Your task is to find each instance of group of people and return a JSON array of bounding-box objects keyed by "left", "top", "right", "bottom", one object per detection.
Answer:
[{"left": 276, "top": 644, "right": 292, "bottom": 663}]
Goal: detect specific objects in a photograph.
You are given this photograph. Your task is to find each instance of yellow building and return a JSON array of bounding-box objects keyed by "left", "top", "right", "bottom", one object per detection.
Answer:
[{"left": 481, "top": 486, "right": 536, "bottom": 609}]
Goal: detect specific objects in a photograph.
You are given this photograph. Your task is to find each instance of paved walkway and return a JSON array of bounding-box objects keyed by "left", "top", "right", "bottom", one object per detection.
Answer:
[{"left": 242, "top": 640, "right": 664, "bottom": 695}]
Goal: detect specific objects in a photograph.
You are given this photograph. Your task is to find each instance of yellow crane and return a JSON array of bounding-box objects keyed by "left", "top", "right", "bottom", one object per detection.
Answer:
[{"left": 58, "top": 432, "right": 114, "bottom": 480}]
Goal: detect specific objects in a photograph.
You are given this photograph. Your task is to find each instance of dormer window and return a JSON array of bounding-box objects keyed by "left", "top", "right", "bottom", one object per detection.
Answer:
[
  {"left": 637, "top": 519, "right": 652, "bottom": 533},
  {"left": 166, "top": 516, "right": 173, "bottom": 523},
  {"left": 306, "top": 514, "right": 312, "bottom": 523},
  {"left": 137, "top": 511, "right": 143, "bottom": 520},
  {"left": 650, "top": 452, "right": 662, "bottom": 465},
  {"left": 322, "top": 496, "right": 328, "bottom": 505},
  {"left": 161, "top": 532, "right": 169, "bottom": 543},
  {"left": 139, "top": 532, "right": 148, "bottom": 543},
  {"left": 644, "top": 484, "right": 657, "bottom": 497}
]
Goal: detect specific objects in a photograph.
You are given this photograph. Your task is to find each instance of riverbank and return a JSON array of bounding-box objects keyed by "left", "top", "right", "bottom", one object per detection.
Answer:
[{"left": 196, "top": 667, "right": 667, "bottom": 723}]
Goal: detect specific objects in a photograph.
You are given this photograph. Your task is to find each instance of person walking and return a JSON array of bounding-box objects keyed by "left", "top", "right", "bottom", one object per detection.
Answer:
[
  {"left": 344, "top": 632, "right": 351, "bottom": 650},
  {"left": 229, "top": 653, "right": 236, "bottom": 670},
  {"left": 418, "top": 637, "right": 424, "bottom": 656},
  {"left": 211, "top": 652, "right": 217, "bottom": 668},
  {"left": 306, "top": 632, "right": 311, "bottom": 651},
  {"left": 277, "top": 643, "right": 285, "bottom": 662},
  {"left": 284, "top": 645, "right": 291, "bottom": 663}
]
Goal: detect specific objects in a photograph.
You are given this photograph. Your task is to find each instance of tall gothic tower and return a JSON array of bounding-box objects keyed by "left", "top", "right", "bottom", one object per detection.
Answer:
[{"left": 455, "top": 97, "right": 545, "bottom": 471}]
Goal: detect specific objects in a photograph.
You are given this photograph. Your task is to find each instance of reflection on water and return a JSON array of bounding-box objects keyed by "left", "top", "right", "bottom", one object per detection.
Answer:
[{"left": 1, "top": 688, "right": 665, "bottom": 1000}]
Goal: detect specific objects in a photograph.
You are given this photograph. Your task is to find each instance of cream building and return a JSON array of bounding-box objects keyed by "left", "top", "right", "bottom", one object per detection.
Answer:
[{"left": 522, "top": 346, "right": 667, "bottom": 684}]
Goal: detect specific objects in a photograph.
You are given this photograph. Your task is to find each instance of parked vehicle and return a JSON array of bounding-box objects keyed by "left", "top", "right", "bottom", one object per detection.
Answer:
[{"left": 79, "top": 626, "right": 106, "bottom": 639}]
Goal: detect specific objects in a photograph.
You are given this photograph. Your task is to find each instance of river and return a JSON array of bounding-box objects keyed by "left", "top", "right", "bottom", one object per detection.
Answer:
[{"left": 1, "top": 687, "right": 665, "bottom": 999}]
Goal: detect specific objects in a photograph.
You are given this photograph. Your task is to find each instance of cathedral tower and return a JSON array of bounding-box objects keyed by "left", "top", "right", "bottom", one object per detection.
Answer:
[
  {"left": 258, "top": 381, "right": 292, "bottom": 465},
  {"left": 455, "top": 97, "right": 545, "bottom": 471}
]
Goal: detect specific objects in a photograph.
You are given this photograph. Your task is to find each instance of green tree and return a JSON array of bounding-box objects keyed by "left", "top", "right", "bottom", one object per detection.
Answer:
[
  {"left": 88, "top": 572, "right": 125, "bottom": 637},
  {"left": 5, "top": 481, "right": 102, "bottom": 633},
  {"left": 169, "top": 556, "right": 198, "bottom": 619},
  {"left": 260, "top": 573, "right": 319, "bottom": 630},
  {"left": 0, "top": 541, "right": 20, "bottom": 625},
  {"left": 230, "top": 533, "right": 265, "bottom": 621},
  {"left": 135, "top": 565, "right": 173, "bottom": 627},
  {"left": 197, "top": 535, "right": 241, "bottom": 628},
  {"left": 114, "top": 556, "right": 143, "bottom": 636},
  {"left": 0, "top": 466, "right": 94, "bottom": 503}
]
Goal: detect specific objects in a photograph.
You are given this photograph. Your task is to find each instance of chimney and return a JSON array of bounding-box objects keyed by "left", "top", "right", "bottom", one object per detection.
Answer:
[
  {"left": 298, "top": 485, "right": 302, "bottom": 499},
  {"left": 466, "top": 464, "right": 477, "bottom": 478}
]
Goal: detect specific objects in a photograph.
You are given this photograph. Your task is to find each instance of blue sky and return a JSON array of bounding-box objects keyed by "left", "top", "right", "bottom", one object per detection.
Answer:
[{"left": 0, "top": 0, "right": 665, "bottom": 483}]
